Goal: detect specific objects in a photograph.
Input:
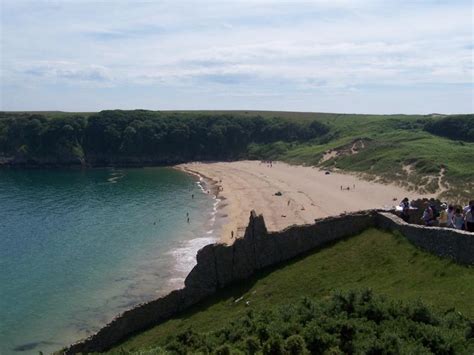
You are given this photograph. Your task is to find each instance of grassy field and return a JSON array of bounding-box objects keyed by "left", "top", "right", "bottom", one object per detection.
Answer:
[
  {"left": 110, "top": 228, "right": 474, "bottom": 352},
  {"left": 240, "top": 112, "right": 473, "bottom": 202}
]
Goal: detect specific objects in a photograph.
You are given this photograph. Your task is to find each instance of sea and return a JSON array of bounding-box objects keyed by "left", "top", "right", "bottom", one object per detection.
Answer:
[{"left": 0, "top": 167, "right": 221, "bottom": 354}]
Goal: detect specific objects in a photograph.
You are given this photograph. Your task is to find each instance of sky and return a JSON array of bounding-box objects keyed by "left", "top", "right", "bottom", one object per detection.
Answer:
[{"left": 1, "top": 0, "right": 473, "bottom": 114}]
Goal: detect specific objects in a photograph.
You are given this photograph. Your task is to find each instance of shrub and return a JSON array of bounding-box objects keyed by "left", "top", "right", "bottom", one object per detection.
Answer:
[
  {"left": 284, "top": 334, "right": 309, "bottom": 355},
  {"left": 146, "top": 290, "right": 473, "bottom": 354}
]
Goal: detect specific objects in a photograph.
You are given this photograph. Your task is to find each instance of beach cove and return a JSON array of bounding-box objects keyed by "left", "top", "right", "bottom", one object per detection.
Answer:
[
  {"left": 0, "top": 167, "right": 221, "bottom": 355},
  {"left": 0, "top": 161, "right": 436, "bottom": 354},
  {"left": 179, "top": 161, "right": 435, "bottom": 244}
]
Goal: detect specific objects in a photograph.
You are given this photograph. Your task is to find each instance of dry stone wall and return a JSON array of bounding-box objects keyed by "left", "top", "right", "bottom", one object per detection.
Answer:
[
  {"left": 64, "top": 210, "right": 473, "bottom": 354},
  {"left": 377, "top": 212, "right": 474, "bottom": 265}
]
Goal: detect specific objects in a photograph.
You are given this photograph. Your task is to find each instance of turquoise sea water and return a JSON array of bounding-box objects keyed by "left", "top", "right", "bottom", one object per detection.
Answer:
[{"left": 0, "top": 167, "right": 219, "bottom": 354}]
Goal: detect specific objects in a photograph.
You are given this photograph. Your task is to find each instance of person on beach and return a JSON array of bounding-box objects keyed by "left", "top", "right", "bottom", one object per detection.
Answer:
[
  {"left": 192, "top": 194, "right": 194, "bottom": 199},
  {"left": 465, "top": 205, "right": 474, "bottom": 232},
  {"left": 452, "top": 208, "right": 464, "bottom": 230},
  {"left": 231, "top": 230, "right": 234, "bottom": 239},
  {"left": 187, "top": 217, "right": 190, "bottom": 223}
]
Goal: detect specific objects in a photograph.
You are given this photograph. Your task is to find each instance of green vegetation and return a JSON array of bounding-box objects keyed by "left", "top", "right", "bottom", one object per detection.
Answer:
[
  {"left": 118, "top": 290, "right": 474, "bottom": 354},
  {"left": 247, "top": 113, "right": 474, "bottom": 201},
  {"left": 0, "top": 110, "right": 328, "bottom": 163},
  {"left": 1, "top": 110, "right": 473, "bottom": 200},
  {"left": 110, "top": 229, "right": 474, "bottom": 353},
  {"left": 424, "top": 115, "right": 474, "bottom": 143}
]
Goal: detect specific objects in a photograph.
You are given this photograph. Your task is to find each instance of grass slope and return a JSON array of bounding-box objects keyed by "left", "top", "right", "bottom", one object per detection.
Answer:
[
  {"left": 180, "top": 111, "right": 473, "bottom": 201},
  {"left": 246, "top": 113, "right": 473, "bottom": 201},
  {"left": 111, "top": 228, "right": 474, "bottom": 352}
]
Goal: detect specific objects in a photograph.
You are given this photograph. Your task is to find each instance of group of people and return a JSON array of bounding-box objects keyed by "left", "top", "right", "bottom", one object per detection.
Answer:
[{"left": 400, "top": 198, "right": 474, "bottom": 232}]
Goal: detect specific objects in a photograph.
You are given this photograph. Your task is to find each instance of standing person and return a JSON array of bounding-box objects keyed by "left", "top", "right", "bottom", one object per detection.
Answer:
[
  {"left": 463, "top": 200, "right": 474, "bottom": 215},
  {"left": 465, "top": 205, "right": 474, "bottom": 232},
  {"left": 452, "top": 207, "right": 464, "bottom": 230},
  {"left": 421, "top": 205, "right": 434, "bottom": 226},
  {"left": 429, "top": 204, "right": 440, "bottom": 226},
  {"left": 438, "top": 203, "right": 448, "bottom": 227},
  {"left": 399, "top": 197, "right": 410, "bottom": 209},
  {"left": 400, "top": 206, "right": 410, "bottom": 223},
  {"left": 399, "top": 197, "right": 411, "bottom": 223},
  {"left": 447, "top": 205, "right": 455, "bottom": 228}
]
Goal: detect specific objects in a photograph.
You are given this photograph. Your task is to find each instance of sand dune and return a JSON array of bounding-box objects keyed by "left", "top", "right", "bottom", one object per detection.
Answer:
[{"left": 178, "top": 161, "right": 434, "bottom": 244}]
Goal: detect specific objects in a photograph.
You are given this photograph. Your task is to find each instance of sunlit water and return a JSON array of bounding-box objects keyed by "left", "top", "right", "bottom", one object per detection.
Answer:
[{"left": 0, "top": 167, "right": 220, "bottom": 354}]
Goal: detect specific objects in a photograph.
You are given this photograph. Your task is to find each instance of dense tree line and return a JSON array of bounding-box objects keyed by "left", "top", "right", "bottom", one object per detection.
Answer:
[
  {"left": 424, "top": 115, "right": 474, "bottom": 143},
  {"left": 0, "top": 110, "right": 329, "bottom": 165},
  {"left": 124, "top": 290, "right": 473, "bottom": 354}
]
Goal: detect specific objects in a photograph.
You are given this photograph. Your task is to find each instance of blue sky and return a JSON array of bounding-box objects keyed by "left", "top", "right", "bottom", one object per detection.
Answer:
[{"left": 1, "top": 0, "right": 473, "bottom": 113}]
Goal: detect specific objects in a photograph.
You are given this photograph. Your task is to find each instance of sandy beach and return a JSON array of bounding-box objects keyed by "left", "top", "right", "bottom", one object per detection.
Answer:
[{"left": 178, "top": 161, "right": 434, "bottom": 244}]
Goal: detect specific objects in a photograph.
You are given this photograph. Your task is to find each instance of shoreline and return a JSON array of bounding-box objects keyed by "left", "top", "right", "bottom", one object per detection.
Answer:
[
  {"left": 0, "top": 166, "right": 225, "bottom": 355},
  {"left": 177, "top": 160, "right": 436, "bottom": 245},
  {"left": 175, "top": 165, "right": 234, "bottom": 245}
]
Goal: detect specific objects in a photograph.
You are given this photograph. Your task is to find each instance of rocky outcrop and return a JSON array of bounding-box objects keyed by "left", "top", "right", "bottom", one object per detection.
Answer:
[{"left": 64, "top": 209, "right": 473, "bottom": 354}]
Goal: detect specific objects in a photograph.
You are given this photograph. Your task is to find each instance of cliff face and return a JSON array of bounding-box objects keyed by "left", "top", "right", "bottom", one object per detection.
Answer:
[{"left": 64, "top": 210, "right": 474, "bottom": 354}]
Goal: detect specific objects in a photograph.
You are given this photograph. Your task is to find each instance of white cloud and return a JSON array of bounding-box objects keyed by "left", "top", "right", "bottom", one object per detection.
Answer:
[{"left": 1, "top": 0, "right": 472, "bottom": 112}]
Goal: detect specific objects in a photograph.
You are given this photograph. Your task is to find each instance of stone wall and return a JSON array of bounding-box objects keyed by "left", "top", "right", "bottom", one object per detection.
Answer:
[
  {"left": 377, "top": 212, "right": 474, "bottom": 265},
  {"left": 64, "top": 211, "right": 375, "bottom": 353},
  {"left": 64, "top": 210, "right": 473, "bottom": 354}
]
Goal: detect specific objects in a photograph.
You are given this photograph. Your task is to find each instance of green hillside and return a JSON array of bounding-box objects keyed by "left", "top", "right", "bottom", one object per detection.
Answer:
[
  {"left": 1, "top": 111, "right": 473, "bottom": 201},
  {"left": 109, "top": 228, "right": 474, "bottom": 353}
]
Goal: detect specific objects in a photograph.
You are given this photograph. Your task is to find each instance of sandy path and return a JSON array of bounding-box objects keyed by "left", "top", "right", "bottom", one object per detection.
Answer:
[{"left": 178, "top": 161, "right": 433, "bottom": 244}]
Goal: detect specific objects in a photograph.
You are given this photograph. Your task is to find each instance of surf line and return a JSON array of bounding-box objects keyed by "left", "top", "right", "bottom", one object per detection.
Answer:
[
  {"left": 178, "top": 166, "right": 223, "bottom": 236},
  {"left": 164, "top": 168, "right": 223, "bottom": 290},
  {"left": 191, "top": 170, "right": 222, "bottom": 236}
]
